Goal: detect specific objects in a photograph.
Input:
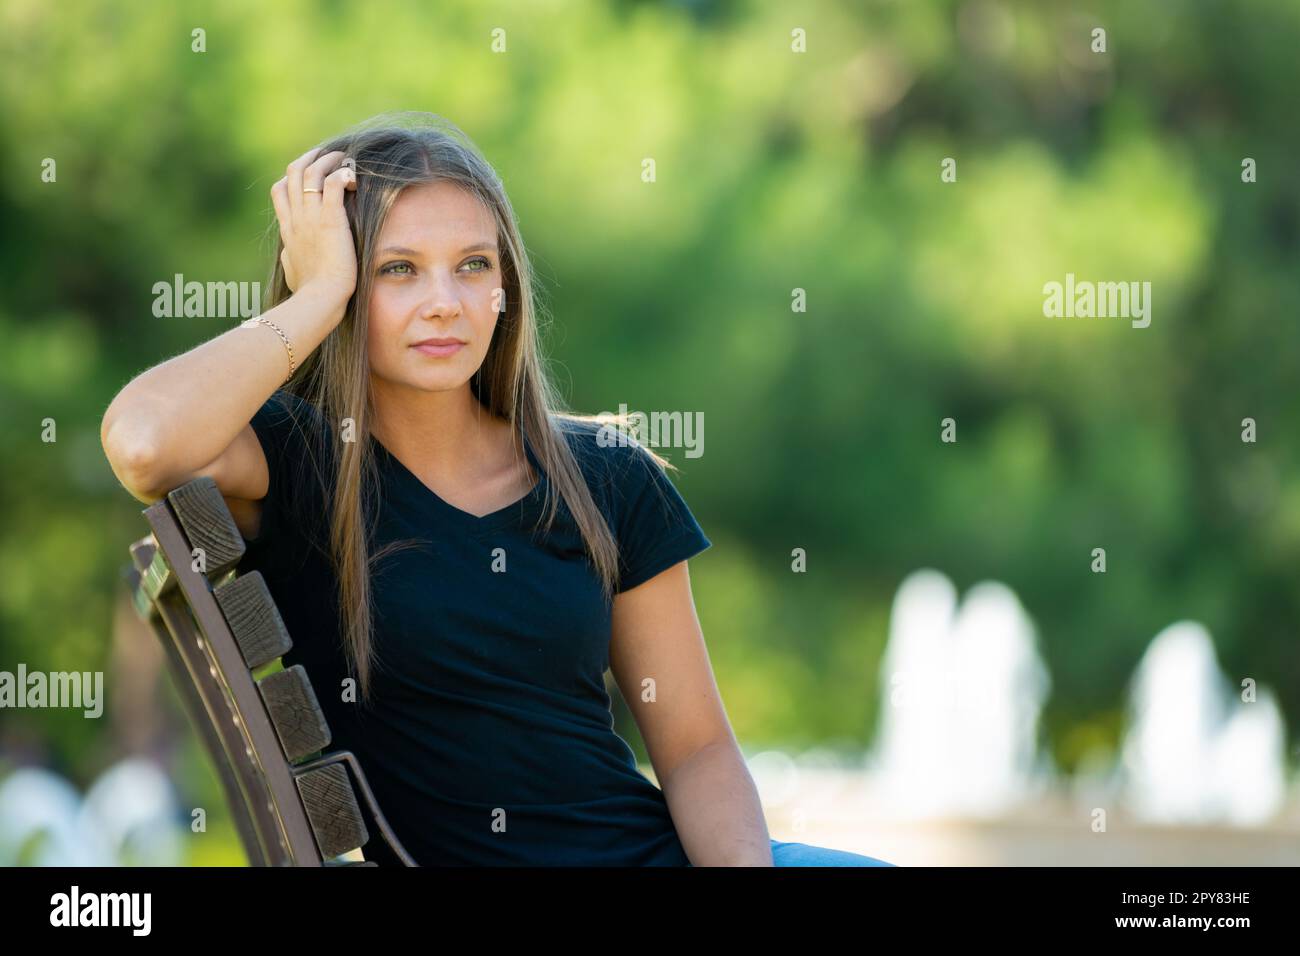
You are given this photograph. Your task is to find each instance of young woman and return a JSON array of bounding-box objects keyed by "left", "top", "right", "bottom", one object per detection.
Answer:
[{"left": 102, "top": 112, "right": 895, "bottom": 868}]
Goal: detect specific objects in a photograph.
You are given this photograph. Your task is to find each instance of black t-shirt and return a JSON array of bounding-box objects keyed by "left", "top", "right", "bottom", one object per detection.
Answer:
[{"left": 239, "top": 390, "right": 712, "bottom": 865}]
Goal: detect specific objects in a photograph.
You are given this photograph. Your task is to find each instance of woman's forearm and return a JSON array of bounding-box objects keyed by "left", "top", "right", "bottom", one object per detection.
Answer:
[
  {"left": 100, "top": 282, "right": 348, "bottom": 493},
  {"left": 660, "top": 741, "right": 774, "bottom": 866}
]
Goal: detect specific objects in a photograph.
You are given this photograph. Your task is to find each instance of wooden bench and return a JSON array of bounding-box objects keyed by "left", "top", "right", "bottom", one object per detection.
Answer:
[{"left": 124, "top": 475, "right": 416, "bottom": 867}]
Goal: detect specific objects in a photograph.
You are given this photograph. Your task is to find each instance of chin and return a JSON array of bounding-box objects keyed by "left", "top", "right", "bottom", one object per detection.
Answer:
[{"left": 413, "top": 375, "right": 469, "bottom": 392}]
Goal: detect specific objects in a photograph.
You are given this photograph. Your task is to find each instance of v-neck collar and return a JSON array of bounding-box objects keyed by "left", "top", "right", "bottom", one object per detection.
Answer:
[{"left": 369, "top": 426, "right": 548, "bottom": 533}]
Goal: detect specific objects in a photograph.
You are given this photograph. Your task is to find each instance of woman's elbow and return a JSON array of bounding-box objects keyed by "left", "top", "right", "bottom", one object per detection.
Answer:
[{"left": 101, "top": 415, "right": 168, "bottom": 504}]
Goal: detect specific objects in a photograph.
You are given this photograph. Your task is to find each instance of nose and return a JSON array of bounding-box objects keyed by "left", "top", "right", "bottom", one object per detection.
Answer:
[{"left": 417, "top": 270, "right": 463, "bottom": 321}]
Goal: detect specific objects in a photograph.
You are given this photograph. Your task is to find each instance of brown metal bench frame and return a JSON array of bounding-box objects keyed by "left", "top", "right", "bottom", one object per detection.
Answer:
[{"left": 124, "top": 476, "right": 416, "bottom": 867}]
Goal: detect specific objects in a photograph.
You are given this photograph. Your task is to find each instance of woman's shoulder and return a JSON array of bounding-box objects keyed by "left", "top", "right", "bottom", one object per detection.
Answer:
[
  {"left": 549, "top": 413, "right": 667, "bottom": 482},
  {"left": 549, "top": 414, "right": 710, "bottom": 590},
  {"left": 249, "top": 388, "right": 338, "bottom": 501},
  {"left": 547, "top": 412, "right": 687, "bottom": 519},
  {"left": 252, "top": 389, "right": 337, "bottom": 458}
]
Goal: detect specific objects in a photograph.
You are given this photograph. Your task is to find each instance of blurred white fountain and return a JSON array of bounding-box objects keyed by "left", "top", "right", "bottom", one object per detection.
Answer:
[
  {"left": 1119, "top": 621, "right": 1287, "bottom": 826},
  {"left": 0, "top": 767, "right": 99, "bottom": 865},
  {"left": 0, "top": 757, "right": 185, "bottom": 865},
  {"left": 752, "top": 569, "right": 1296, "bottom": 863},
  {"left": 866, "top": 569, "right": 1054, "bottom": 820}
]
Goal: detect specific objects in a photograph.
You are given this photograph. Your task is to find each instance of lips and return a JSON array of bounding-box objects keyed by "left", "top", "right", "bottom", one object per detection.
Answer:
[{"left": 411, "top": 338, "right": 466, "bottom": 358}]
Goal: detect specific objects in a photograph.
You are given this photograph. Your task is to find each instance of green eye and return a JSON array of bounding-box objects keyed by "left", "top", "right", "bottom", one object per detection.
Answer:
[
  {"left": 381, "top": 262, "right": 412, "bottom": 275},
  {"left": 464, "top": 257, "right": 492, "bottom": 273}
]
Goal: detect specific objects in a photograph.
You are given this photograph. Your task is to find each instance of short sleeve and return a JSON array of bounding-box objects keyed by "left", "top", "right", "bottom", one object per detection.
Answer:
[
  {"left": 241, "top": 389, "right": 332, "bottom": 575},
  {"left": 607, "top": 440, "right": 712, "bottom": 593}
]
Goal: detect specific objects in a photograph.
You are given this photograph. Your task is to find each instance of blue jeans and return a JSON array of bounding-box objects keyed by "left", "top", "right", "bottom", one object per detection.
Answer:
[
  {"left": 769, "top": 838, "right": 896, "bottom": 866},
  {"left": 688, "top": 839, "right": 897, "bottom": 866}
]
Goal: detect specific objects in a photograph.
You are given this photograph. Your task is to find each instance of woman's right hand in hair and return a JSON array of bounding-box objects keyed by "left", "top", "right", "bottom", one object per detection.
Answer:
[{"left": 271, "top": 147, "right": 358, "bottom": 308}]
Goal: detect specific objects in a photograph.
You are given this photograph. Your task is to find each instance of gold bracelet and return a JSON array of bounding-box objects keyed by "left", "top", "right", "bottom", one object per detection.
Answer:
[{"left": 252, "top": 316, "right": 295, "bottom": 384}]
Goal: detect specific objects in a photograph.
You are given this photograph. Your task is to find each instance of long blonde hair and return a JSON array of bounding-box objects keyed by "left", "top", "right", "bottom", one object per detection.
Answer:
[{"left": 261, "top": 112, "right": 675, "bottom": 706}]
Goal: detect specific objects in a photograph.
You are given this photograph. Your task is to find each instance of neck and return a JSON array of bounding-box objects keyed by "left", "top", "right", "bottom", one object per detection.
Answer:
[{"left": 369, "top": 378, "right": 507, "bottom": 482}]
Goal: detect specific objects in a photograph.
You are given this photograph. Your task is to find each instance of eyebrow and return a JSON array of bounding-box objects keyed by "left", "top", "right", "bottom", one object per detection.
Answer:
[{"left": 378, "top": 242, "right": 498, "bottom": 257}]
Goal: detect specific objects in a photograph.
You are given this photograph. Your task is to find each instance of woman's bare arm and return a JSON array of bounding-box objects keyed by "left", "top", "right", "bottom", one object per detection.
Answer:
[
  {"left": 101, "top": 283, "right": 348, "bottom": 503},
  {"left": 100, "top": 147, "right": 357, "bottom": 515}
]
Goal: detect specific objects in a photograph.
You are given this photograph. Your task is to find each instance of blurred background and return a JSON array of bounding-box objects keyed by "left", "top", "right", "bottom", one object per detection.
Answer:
[{"left": 1, "top": 0, "right": 1298, "bottom": 865}]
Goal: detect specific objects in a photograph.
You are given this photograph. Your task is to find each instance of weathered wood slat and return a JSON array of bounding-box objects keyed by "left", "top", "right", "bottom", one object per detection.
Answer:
[
  {"left": 258, "top": 665, "right": 332, "bottom": 762},
  {"left": 295, "top": 763, "right": 369, "bottom": 859},
  {"left": 213, "top": 570, "right": 294, "bottom": 669},
  {"left": 166, "top": 476, "right": 246, "bottom": 578}
]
